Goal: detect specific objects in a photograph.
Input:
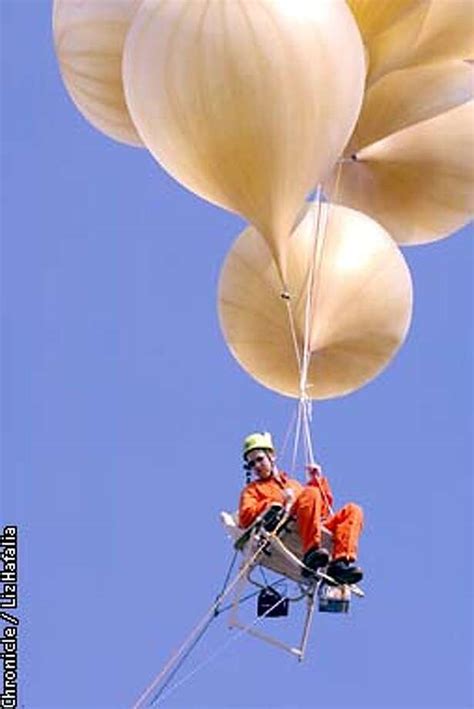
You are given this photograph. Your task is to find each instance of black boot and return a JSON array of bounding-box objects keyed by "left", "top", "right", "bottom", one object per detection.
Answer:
[
  {"left": 327, "top": 558, "right": 363, "bottom": 585},
  {"left": 302, "top": 546, "right": 330, "bottom": 577}
]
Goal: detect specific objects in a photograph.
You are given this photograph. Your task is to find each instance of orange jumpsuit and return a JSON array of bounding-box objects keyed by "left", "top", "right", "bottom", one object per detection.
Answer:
[{"left": 238, "top": 471, "right": 363, "bottom": 561}]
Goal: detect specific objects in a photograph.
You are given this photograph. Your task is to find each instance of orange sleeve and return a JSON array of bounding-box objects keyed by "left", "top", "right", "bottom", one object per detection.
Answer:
[{"left": 238, "top": 486, "right": 268, "bottom": 529}]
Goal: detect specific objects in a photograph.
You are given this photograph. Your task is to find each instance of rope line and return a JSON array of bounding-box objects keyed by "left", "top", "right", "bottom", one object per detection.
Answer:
[
  {"left": 153, "top": 592, "right": 291, "bottom": 706},
  {"left": 297, "top": 160, "right": 347, "bottom": 472},
  {"left": 310, "top": 162, "right": 343, "bottom": 333},
  {"left": 283, "top": 295, "right": 303, "bottom": 376},
  {"left": 300, "top": 187, "right": 323, "bottom": 402},
  {"left": 279, "top": 404, "right": 298, "bottom": 462},
  {"left": 132, "top": 514, "right": 292, "bottom": 708},
  {"left": 284, "top": 163, "right": 347, "bottom": 492},
  {"left": 217, "top": 578, "right": 287, "bottom": 615},
  {"left": 216, "top": 550, "right": 238, "bottom": 602},
  {"left": 148, "top": 614, "right": 215, "bottom": 706},
  {"left": 291, "top": 399, "right": 304, "bottom": 475},
  {"left": 152, "top": 571, "right": 289, "bottom": 705},
  {"left": 281, "top": 189, "right": 326, "bottom": 475},
  {"left": 305, "top": 402, "right": 314, "bottom": 468},
  {"left": 131, "top": 549, "right": 252, "bottom": 709}
]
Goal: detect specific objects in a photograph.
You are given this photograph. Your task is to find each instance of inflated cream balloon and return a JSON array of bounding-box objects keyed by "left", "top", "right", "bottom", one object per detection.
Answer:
[
  {"left": 349, "top": 61, "right": 473, "bottom": 149},
  {"left": 327, "top": 62, "right": 474, "bottom": 245},
  {"left": 218, "top": 204, "right": 412, "bottom": 400},
  {"left": 351, "top": 0, "right": 474, "bottom": 86},
  {"left": 399, "top": 0, "right": 474, "bottom": 68},
  {"left": 53, "top": 0, "right": 143, "bottom": 146},
  {"left": 347, "top": 0, "right": 423, "bottom": 42},
  {"left": 124, "top": 0, "right": 365, "bottom": 281}
]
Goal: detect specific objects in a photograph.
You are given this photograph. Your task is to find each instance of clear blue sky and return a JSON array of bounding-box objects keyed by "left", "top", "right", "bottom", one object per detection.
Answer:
[{"left": 1, "top": 3, "right": 473, "bottom": 708}]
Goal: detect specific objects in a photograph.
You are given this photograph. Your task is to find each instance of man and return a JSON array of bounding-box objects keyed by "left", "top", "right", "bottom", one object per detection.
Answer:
[{"left": 239, "top": 432, "right": 364, "bottom": 585}]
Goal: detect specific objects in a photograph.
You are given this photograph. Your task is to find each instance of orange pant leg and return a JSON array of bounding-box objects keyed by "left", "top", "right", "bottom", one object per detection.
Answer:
[
  {"left": 324, "top": 502, "right": 364, "bottom": 561},
  {"left": 292, "top": 486, "right": 324, "bottom": 553}
]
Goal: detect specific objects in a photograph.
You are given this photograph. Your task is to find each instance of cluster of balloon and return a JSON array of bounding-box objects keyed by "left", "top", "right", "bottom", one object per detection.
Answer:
[{"left": 53, "top": 0, "right": 473, "bottom": 401}]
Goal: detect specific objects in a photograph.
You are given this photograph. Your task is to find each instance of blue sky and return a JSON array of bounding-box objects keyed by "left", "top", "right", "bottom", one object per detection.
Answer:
[{"left": 1, "top": 3, "right": 473, "bottom": 708}]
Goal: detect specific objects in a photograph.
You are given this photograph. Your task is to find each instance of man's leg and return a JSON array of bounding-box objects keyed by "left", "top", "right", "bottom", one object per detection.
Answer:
[
  {"left": 325, "top": 503, "right": 364, "bottom": 583},
  {"left": 293, "top": 487, "right": 329, "bottom": 574}
]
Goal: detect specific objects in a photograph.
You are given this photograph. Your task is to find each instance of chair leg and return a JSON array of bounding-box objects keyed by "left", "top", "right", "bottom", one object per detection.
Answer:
[{"left": 298, "top": 589, "right": 317, "bottom": 662}]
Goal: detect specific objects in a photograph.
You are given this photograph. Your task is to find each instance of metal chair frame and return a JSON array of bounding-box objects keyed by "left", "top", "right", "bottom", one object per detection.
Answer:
[{"left": 225, "top": 511, "right": 333, "bottom": 660}]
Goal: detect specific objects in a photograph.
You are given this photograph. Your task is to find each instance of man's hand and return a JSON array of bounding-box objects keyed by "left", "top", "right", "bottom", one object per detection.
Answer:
[
  {"left": 306, "top": 462, "right": 322, "bottom": 478},
  {"left": 283, "top": 487, "right": 295, "bottom": 511}
]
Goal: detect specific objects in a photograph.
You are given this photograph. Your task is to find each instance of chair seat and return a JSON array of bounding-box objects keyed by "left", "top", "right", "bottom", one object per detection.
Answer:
[{"left": 220, "top": 510, "right": 333, "bottom": 582}]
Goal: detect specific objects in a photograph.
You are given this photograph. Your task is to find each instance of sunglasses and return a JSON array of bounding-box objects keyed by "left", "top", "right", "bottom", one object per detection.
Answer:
[{"left": 245, "top": 454, "right": 267, "bottom": 470}]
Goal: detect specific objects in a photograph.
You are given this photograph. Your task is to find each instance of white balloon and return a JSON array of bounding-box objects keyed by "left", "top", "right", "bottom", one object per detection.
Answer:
[
  {"left": 54, "top": 0, "right": 143, "bottom": 146},
  {"left": 124, "top": 0, "right": 366, "bottom": 281},
  {"left": 218, "top": 203, "right": 413, "bottom": 399}
]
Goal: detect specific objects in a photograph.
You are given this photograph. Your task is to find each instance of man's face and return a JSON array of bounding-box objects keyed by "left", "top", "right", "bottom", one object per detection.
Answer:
[{"left": 246, "top": 449, "right": 274, "bottom": 480}]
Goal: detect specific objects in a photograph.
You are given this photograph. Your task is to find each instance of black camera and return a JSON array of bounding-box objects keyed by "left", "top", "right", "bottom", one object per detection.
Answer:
[{"left": 257, "top": 586, "right": 289, "bottom": 618}]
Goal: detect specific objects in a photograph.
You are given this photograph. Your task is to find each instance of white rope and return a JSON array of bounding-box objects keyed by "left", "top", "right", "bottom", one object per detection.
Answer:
[
  {"left": 281, "top": 192, "right": 323, "bottom": 477},
  {"left": 291, "top": 399, "right": 303, "bottom": 475},
  {"left": 282, "top": 175, "right": 346, "bottom": 485},
  {"left": 282, "top": 294, "right": 302, "bottom": 375},
  {"left": 300, "top": 187, "right": 323, "bottom": 401},
  {"left": 131, "top": 540, "right": 269, "bottom": 709},
  {"left": 301, "top": 398, "right": 315, "bottom": 467},
  {"left": 279, "top": 404, "right": 298, "bottom": 462},
  {"left": 154, "top": 592, "right": 290, "bottom": 706},
  {"left": 132, "top": 510, "right": 293, "bottom": 708},
  {"left": 296, "top": 188, "right": 325, "bottom": 473},
  {"left": 297, "top": 163, "right": 346, "bottom": 473},
  {"left": 281, "top": 287, "right": 309, "bottom": 477},
  {"left": 337, "top": 156, "right": 356, "bottom": 164},
  {"left": 297, "top": 170, "right": 345, "bottom": 513},
  {"left": 305, "top": 188, "right": 332, "bottom": 363}
]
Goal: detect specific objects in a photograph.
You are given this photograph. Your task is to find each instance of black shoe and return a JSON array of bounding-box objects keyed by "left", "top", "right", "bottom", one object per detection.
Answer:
[
  {"left": 327, "top": 558, "right": 363, "bottom": 585},
  {"left": 302, "top": 546, "right": 330, "bottom": 577}
]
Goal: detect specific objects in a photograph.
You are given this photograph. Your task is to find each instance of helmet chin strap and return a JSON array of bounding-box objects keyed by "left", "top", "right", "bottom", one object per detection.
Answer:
[{"left": 269, "top": 457, "right": 282, "bottom": 481}]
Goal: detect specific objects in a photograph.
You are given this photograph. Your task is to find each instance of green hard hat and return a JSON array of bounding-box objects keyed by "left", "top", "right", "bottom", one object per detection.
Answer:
[{"left": 242, "top": 432, "right": 274, "bottom": 459}]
